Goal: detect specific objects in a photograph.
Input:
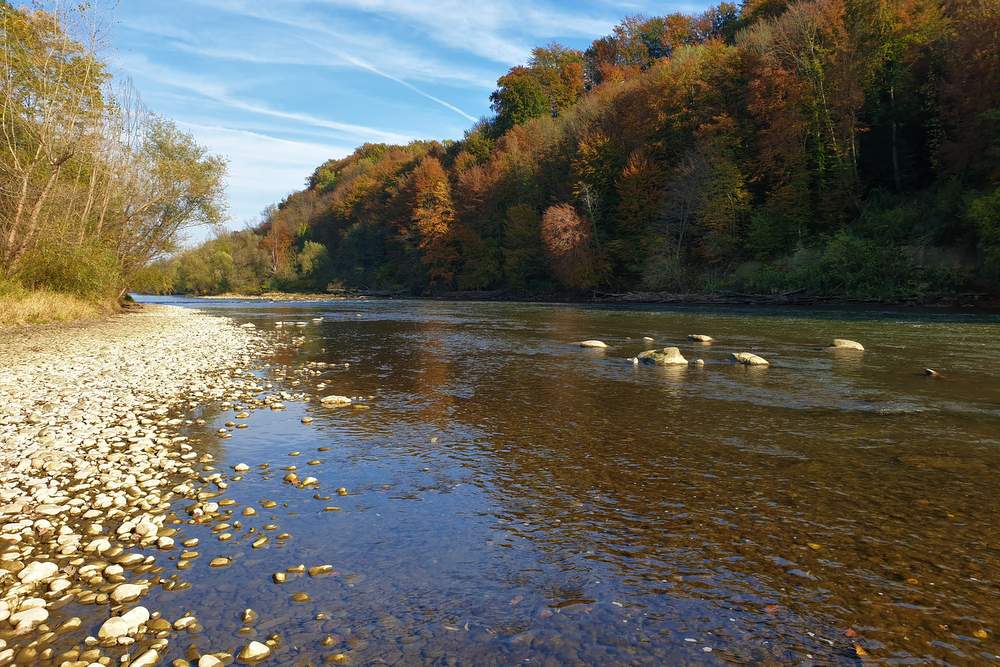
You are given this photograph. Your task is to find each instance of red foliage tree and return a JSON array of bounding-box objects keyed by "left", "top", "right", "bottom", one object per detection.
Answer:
[{"left": 541, "top": 203, "right": 595, "bottom": 288}]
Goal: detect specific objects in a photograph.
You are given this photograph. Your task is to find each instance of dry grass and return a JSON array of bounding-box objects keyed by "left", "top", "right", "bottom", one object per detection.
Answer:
[{"left": 0, "top": 287, "right": 116, "bottom": 328}]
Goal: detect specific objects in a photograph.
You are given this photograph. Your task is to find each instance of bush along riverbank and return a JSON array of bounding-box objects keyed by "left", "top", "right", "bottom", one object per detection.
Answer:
[{"left": 0, "top": 306, "right": 274, "bottom": 664}]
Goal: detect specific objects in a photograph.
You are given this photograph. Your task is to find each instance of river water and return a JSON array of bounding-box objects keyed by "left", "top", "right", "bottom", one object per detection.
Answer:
[{"left": 134, "top": 296, "right": 999, "bottom": 665}]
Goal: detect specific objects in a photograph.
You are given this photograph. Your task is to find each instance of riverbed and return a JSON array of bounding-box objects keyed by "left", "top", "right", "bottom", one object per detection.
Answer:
[{"left": 7, "top": 297, "right": 1000, "bottom": 665}]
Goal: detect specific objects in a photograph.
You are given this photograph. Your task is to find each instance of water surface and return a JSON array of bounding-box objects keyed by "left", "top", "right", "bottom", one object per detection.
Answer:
[{"left": 136, "top": 297, "right": 1000, "bottom": 665}]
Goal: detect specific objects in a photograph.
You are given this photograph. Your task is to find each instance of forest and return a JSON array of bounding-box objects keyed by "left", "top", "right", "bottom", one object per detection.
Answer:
[
  {"left": 0, "top": 2, "right": 225, "bottom": 321},
  {"left": 29, "top": 0, "right": 1000, "bottom": 302}
]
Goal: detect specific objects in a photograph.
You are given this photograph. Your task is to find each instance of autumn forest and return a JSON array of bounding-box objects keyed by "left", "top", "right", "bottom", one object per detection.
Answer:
[{"left": 142, "top": 0, "right": 999, "bottom": 300}]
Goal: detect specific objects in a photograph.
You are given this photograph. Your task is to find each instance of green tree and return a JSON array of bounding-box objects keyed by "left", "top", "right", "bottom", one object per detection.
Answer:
[
  {"left": 490, "top": 67, "right": 548, "bottom": 134},
  {"left": 502, "top": 204, "right": 547, "bottom": 291}
]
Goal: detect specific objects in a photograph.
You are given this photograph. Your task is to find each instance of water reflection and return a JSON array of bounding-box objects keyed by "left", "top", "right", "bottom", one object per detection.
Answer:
[{"left": 127, "top": 297, "right": 999, "bottom": 665}]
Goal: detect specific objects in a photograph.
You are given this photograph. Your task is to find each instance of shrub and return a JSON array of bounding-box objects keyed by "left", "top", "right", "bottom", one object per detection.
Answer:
[
  {"left": 15, "top": 243, "right": 122, "bottom": 299},
  {"left": 967, "top": 186, "right": 1000, "bottom": 283},
  {"left": 746, "top": 210, "right": 798, "bottom": 259},
  {"left": 641, "top": 254, "right": 687, "bottom": 291}
]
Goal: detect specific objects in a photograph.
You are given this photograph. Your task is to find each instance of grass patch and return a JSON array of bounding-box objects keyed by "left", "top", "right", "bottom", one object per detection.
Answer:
[{"left": 0, "top": 282, "right": 116, "bottom": 328}]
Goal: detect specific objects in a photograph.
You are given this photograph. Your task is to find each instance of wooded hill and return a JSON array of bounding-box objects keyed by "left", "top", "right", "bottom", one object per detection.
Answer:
[{"left": 145, "top": 0, "right": 1000, "bottom": 301}]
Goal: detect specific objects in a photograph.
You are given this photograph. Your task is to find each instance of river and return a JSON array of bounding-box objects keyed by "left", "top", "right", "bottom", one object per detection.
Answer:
[{"left": 132, "top": 296, "right": 1000, "bottom": 665}]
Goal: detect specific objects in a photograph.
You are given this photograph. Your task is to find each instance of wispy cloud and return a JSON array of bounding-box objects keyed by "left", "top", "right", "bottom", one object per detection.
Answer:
[
  {"left": 314, "top": 47, "right": 478, "bottom": 122},
  {"left": 174, "top": 121, "right": 350, "bottom": 229},
  {"left": 121, "top": 14, "right": 496, "bottom": 89},
  {"left": 155, "top": 2, "right": 484, "bottom": 121},
  {"left": 113, "top": 53, "right": 417, "bottom": 145},
  {"left": 305, "top": 0, "right": 620, "bottom": 63}
]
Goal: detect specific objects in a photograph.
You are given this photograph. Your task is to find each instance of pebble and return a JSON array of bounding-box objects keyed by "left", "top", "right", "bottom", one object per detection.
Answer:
[
  {"left": 238, "top": 641, "right": 271, "bottom": 663},
  {"left": 17, "top": 561, "right": 58, "bottom": 583},
  {"left": 120, "top": 606, "right": 150, "bottom": 628},
  {"left": 111, "top": 583, "right": 144, "bottom": 603},
  {"left": 98, "top": 617, "right": 131, "bottom": 639},
  {"left": 0, "top": 306, "right": 268, "bottom": 657}
]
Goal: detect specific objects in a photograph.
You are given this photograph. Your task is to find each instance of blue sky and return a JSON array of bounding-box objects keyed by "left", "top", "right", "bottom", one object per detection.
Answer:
[{"left": 110, "top": 0, "right": 708, "bottom": 242}]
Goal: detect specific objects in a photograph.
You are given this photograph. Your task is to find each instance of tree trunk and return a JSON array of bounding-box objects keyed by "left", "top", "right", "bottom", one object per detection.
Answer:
[
  {"left": 890, "top": 84, "right": 902, "bottom": 192},
  {"left": 11, "top": 163, "right": 64, "bottom": 266}
]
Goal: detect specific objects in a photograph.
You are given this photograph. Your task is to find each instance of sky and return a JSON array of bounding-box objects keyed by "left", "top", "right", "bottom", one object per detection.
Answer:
[{"left": 108, "top": 0, "right": 708, "bottom": 243}]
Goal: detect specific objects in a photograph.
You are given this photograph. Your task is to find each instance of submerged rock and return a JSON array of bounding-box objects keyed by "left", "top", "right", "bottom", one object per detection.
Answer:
[
  {"left": 98, "top": 616, "right": 131, "bottom": 639},
  {"left": 238, "top": 641, "right": 271, "bottom": 663},
  {"left": 637, "top": 347, "right": 688, "bottom": 365},
  {"left": 110, "top": 583, "right": 144, "bottom": 603},
  {"left": 131, "top": 649, "right": 160, "bottom": 667},
  {"left": 687, "top": 334, "right": 714, "bottom": 343},
  {"left": 731, "top": 352, "right": 769, "bottom": 366},
  {"left": 578, "top": 340, "right": 608, "bottom": 348},
  {"left": 827, "top": 338, "right": 864, "bottom": 351},
  {"left": 320, "top": 395, "right": 352, "bottom": 406}
]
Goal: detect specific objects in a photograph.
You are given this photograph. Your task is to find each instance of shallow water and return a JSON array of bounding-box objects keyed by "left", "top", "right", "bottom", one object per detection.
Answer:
[{"left": 133, "top": 297, "right": 999, "bottom": 665}]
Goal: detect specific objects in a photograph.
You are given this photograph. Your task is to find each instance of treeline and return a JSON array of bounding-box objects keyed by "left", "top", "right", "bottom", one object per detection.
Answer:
[
  {"left": 0, "top": 3, "right": 225, "bottom": 303},
  {"left": 145, "top": 0, "right": 1000, "bottom": 299}
]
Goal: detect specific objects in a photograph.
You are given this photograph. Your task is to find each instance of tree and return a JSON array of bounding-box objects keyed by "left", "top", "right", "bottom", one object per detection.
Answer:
[
  {"left": 259, "top": 206, "right": 294, "bottom": 277},
  {"left": 502, "top": 204, "right": 547, "bottom": 291},
  {"left": 490, "top": 67, "right": 548, "bottom": 134},
  {"left": 113, "top": 119, "right": 226, "bottom": 290},
  {"left": 528, "top": 44, "right": 585, "bottom": 114},
  {"left": 411, "top": 156, "right": 458, "bottom": 288},
  {"left": 0, "top": 3, "right": 107, "bottom": 271},
  {"left": 742, "top": 0, "right": 864, "bottom": 228},
  {"left": 613, "top": 149, "right": 664, "bottom": 274},
  {"left": 939, "top": 0, "right": 1000, "bottom": 183},
  {"left": 541, "top": 203, "right": 596, "bottom": 289},
  {"left": 0, "top": 3, "right": 225, "bottom": 298}
]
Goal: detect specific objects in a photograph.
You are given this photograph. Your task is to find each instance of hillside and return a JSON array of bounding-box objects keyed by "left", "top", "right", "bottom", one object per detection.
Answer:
[{"left": 146, "top": 0, "right": 1000, "bottom": 301}]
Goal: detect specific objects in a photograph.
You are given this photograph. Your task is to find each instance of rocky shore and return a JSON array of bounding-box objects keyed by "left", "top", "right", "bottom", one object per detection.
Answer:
[{"left": 0, "top": 306, "right": 268, "bottom": 665}]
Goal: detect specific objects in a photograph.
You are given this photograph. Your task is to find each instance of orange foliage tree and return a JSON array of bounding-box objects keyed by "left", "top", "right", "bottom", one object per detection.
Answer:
[{"left": 411, "top": 156, "right": 458, "bottom": 289}]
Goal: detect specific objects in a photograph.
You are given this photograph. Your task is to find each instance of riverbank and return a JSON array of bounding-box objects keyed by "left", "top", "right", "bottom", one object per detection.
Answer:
[
  {"left": 0, "top": 286, "right": 118, "bottom": 328},
  {"left": 174, "top": 287, "right": 1000, "bottom": 311},
  {"left": 0, "top": 305, "right": 268, "bottom": 664},
  {"left": 197, "top": 291, "right": 356, "bottom": 302}
]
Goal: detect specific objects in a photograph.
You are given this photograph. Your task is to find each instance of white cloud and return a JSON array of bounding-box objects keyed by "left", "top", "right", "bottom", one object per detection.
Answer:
[
  {"left": 113, "top": 53, "right": 417, "bottom": 145},
  {"left": 174, "top": 122, "right": 349, "bottom": 236},
  {"left": 121, "top": 13, "right": 496, "bottom": 89},
  {"left": 304, "top": 0, "right": 620, "bottom": 63}
]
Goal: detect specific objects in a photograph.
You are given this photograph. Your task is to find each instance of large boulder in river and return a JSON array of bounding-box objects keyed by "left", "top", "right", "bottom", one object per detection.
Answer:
[
  {"left": 687, "top": 334, "right": 713, "bottom": 343},
  {"left": 731, "top": 352, "right": 769, "bottom": 366},
  {"left": 578, "top": 340, "right": 608, "bottom": 348},
  {"left": 637, "top": 347, "right": 688, "bottom": 365},
  {"left": 827, "top": 338, "right": 864, "bottom": 351}
]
